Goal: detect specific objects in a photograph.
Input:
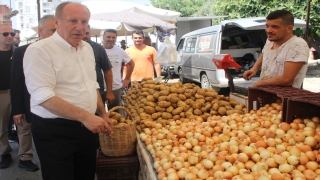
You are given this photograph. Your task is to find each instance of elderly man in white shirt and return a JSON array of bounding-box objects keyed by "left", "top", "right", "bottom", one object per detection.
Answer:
[{"left": 23, "top": 2, "right": 112, "bottom": 180}]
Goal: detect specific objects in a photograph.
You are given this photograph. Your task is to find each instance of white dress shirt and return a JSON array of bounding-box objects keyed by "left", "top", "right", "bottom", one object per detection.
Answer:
[{"left": 23, "top": 32, "right": 99, "bottom": 119}]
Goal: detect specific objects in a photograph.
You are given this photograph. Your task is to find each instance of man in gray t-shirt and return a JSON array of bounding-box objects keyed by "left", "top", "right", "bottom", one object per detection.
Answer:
[{"left": 244, "top": 10, "right": 309, "bottom": 88}]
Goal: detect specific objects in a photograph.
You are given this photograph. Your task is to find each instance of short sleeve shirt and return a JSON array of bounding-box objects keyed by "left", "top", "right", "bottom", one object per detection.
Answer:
[
  {"left": 89, "top": 41, "right": 112, "bottom": 91},
  {"left": 261, "top": 36, "right": 309, "bottom": 88}
]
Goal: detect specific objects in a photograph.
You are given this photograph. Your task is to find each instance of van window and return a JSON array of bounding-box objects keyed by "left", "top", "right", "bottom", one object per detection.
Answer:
[
  {"left": 197, "top": 34, "right": 216, "bottom": 53},
  {"left": 185, "top": 38, "right": 196, "bottom": 53},
  {"left": 177, "top": 38, "right": 185, "bottom": 51}
]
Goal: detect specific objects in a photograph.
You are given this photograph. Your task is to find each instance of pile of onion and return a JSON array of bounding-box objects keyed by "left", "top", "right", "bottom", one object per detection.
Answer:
[{"left": 139, "top": 103, "right": 320, "bottom": 180}]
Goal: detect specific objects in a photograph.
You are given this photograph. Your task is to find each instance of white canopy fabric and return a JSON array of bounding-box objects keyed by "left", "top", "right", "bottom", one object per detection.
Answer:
[{"left": 82, "top": 0, "right": 180, "bottom": 23}]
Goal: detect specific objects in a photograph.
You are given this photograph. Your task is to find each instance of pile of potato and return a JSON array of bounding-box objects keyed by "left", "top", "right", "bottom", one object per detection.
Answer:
[
  {"left": 123, "top": 78, "right": 247, "bottom": 132},
  {"left": 109, "top": 111, "right": 133, "bottom": 126}
]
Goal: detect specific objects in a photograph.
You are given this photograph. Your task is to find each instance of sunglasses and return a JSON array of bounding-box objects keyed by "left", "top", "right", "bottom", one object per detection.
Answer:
[{"left": 0, "top": 32, "right": 16, "bottom": 37}]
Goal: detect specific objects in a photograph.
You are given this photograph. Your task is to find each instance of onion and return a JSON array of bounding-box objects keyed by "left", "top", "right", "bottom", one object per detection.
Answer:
[
  {"left": 306, "top": 151, "right": 317, "bottom": 161},
  {"left": 265, "top": 158, "right": 278, "bottom": 168},
  {"left": 271, "top": 172, "right": 284, "bottom": 180},
  {"left": 279, "top": 164, "right": 293, "bottom": 173},
  {"left": 304, "top": 136, "right": 317, "bottom": 147},
  {"left": 177, "top": 131, "right": 186, "bottom": 138},
  {"left": 238, "top": 153, "right": 249, "bottom": 163},
  {"left": 198, "top": 169, "right": 209, "bottom": 179},
  {"left": 202, "top": 159, "right": 213, "bottom": 169},
  {"left": 287, "top": 156, "right": 299, "bottom": 165},
  {"left": 306, "top": 161, "right": 318, "bottom": 171},
  {"left": 304, "top": 169, "right": 317, "bottom": 180},
  {"left": 227, "top": 166, "right": 239, "bottom": 176},
  {"left": 279, "top": 123, "right": 291, "bottom": 131},
  {"left": 188, "top": 155, "right": 198, "bottom": 165},
  {"left": 185, "top": 172, "right": 197, "bottom": 180},
  {"left": 293, "top": 131, "right": 305, "bottom": 142},
  {"left": 274, "top": 154, "right": 287, "bottom": 164}
]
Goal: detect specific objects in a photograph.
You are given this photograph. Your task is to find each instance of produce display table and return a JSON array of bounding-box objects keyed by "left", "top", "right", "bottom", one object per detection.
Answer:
[{"left": 136, "top": 132, "right": 157, "bottom": 180}]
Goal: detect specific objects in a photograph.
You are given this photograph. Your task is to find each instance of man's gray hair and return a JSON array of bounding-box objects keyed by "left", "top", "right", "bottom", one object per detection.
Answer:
[
  {"left": 39, "top": 15, "right": 55, "bottom": 27},
  {"left": 55, "top": 2, "right": 90, "bottom": 20}
]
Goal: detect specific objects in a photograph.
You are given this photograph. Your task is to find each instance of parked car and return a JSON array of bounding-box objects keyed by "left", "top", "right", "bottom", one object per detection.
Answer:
[{"left": 174, "top": 17, "right": 306, "bottom": 92}]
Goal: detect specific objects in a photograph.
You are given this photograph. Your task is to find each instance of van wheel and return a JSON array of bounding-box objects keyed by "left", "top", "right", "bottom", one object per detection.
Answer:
[
  {"left": 201, "top": 74, "right": 210, "bottom": 89},
  {"left": 179, "top": 69, "right": 186, "bottom": 83}
]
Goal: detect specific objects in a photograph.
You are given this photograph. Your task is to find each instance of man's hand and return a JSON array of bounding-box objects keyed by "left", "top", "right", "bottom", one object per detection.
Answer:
[
  {"left": 243, "top": 69, "right": 257, "bottom": 81},
  {"left": 100, "top": 113, "right": 113, "bottom": 136},
  {"left": 105, "top": 92, "right": 115, "bottom": 105},
  {"left": 122, "top": 79, "right": 130, "bottom": 89},
  {"left": 82, "top": 115, "right": 113, "bottom": 134},
  {"left": 13, "top": 114, "right": 26, "bottom": 126}
]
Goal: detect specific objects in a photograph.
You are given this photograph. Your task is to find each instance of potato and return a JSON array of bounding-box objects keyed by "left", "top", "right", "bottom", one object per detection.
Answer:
[
  {"left": 138, "top": 104, "right": 145, "bottom": 108},
  {"left": 146, "top": 95, "right": 156, "bottom": 102},
  {"left": 144, "top": 106, "right": 156, "bottom": 114},
  {"left": 205, "top": 97, "right": 214, "bottom": 102},
  {"left": 177, "top": 88, "right": 185, "bottom": 94},
  {"left": 151, "top": 112, "right": 162, "bottom": 120},
  {"left": 140, "top": 92, "right": 150, "bottom": 97},
  {"left": 185, "top": 89, "right": 196, "bottom": 95},
  {"left": 136, "top": 126, "right": 142, "bottom": 133},
  {"left": 152, "top": 92, "right": 160, "bottom": 99},
  {"left": 120, "top": 118, "right": 126, "bottom": 123},
  {"left": 159, "top": 90, "right": 170, "bottom": 96},
  {"left": 197, "top": 89, "right": 206, "bottom": 95},
  {"left": 178, "top": 94, "right": 187, "bottom": 101},
  {"left": 131, "top": 94, "right": 137, "bottom": 99},
  {"left": 173, "top": 115, "right": 180, "bottom": 120},
  {"left": 161, "top": 112, "right": 172, "bottom": 119},
  {"left": 158, "top": 96, "right": 168, "bottom": 101},
  {"left": 212, "top": 103, "right": 219, "bottom": 111},
  {"left": 226, "top": 110, "right": 234, "bottom": 116},
  {"left": 141, "top": 77, "right": 153, "bottom": 81},
  {"left": 172, "top": 107, "right": 183, "bottom": 115},
  {"left": 200, "top": 107, "right": 208, "bottom": 113},
  {"left": 184, "top": 92, "right": 192, "bottom": 98},
  {"left": 179, "top": 112, "right": 185, "bottom": 118},
  {"left": 185, "top": 99, "right": 194, "bottom": 105},
  {"left": 201, "top": 113, "right": 211, "bottom": 121},
  {"left": 111, "top": 119, "right": 118, "bottom": 125},
  {"left": 185, "top": 111, "right": 193, "bottom": 118},
  {"left": 158, "top": 101, "right": 171, "bottom": 108},
  {"left": 210, "top": 110, "right": 218, "bottom": 115},
  {"left": 204, "top": 91, "right": 218, "bottom": 98},
  {"left": 145, "top": 101, "right": 157, "bottom": 108},
  {"left": 205, "top": 103, "right": 212, "bottom": 110},
  {"left": 171, "top": 103, "right": 178, "bottom": 108},
  {"left": 166, "top": 106, "right": 174, "bottom": 113},
  {"left": 194, "top": 109, "right": 202, "bottom": 115},
  {"left": 155, "top": 106, "right": 166, "bottom": 112},
  {"left": 196, "top": 99, "right": 205, "bottom": 104},
  {"left": 113, "top": 114, "right": 122, "bottom": 120},
  {"left": 218, "top": 107, "right": 227, "bottom": 115},
  {"left": 143, "top": 120, "right": 153, "bottom": 127},
  {"left": 230, "top": 101, "right": 238, "bottom": 107},
  {"left": 140, "top": 113, "right": 151, "bottom": 118},
  {"left": 141, "top": 88, "right": 149, "bottom": 92},
  {"left": 167, "top": 94, "right": 180, "bottom": 103},
  {"left": 145, "top": 80, "right": 155, "bottom": 84},
  {"left": 192, "top": 102, "right": 202, "bottom": 109},
  {"left": 219, "top": 100, "right": 230, "bottom": 107},
  {"left": 169, "top": 87, "right": 179, "bottom": 93},
  {"left": 138, "top": 108, "right": 145, "bottom": 113}
]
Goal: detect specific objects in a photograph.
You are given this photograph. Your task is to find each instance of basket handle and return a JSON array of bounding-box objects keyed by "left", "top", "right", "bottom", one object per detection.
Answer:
[{"left": 108, "top": 106, "right": 133, "bottom": 121}]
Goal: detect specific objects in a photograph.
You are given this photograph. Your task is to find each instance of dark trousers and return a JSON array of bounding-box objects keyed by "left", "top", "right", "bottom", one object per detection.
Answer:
[{"left": 31, "top": 115, "right": 99, "bottom": 180}]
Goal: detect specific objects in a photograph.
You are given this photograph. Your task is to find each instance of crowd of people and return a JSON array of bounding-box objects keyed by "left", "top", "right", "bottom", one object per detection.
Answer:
[
  {"left": 0, "top": 1, "right": 310, "bottom": 179},
  {"left": 0, "top": 1, "right": 161, "bottom": 179}
]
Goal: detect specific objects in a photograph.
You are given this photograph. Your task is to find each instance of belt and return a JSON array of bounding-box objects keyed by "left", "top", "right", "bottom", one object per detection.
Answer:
[{"left": 0, "top": 89, "right": 10, "bottom": 94}]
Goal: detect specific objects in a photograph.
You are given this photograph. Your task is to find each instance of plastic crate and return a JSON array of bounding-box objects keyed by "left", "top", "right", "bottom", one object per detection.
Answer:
[
  {"left": 248, "top": 86, "right": 316, "bottom": 122},
  {"left": 96, "top": 149, "right": 139, "bottom": 180},
  {"left": 286, "top": 96, "right": 320, "bottom": 123}
]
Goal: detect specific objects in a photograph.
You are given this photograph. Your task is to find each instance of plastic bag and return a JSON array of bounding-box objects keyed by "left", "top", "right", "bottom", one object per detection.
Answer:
[{"left": 155, "top": 36, "right": 177, "bottom": 66}]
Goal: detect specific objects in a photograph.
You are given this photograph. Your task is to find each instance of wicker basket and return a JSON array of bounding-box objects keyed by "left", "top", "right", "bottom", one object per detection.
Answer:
[{"left": 99, "top": 106, "right": 137, "bottom": 157}]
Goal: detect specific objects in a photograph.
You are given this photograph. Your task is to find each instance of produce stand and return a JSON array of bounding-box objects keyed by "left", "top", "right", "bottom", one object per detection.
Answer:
[{"left": 136, "top": 132, "right": 157, "bottom": 180}]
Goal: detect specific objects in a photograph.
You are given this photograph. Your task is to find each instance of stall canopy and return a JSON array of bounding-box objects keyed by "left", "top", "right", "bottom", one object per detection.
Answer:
[{"left": 82, "top": 0, "right": 180, "bottom": 23}]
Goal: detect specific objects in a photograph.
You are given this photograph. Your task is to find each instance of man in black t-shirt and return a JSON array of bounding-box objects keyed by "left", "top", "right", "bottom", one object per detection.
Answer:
[
  {"left": 0, "top": 25, "right": 15, "bottom": 169},
  {"left": 83, "top": 25, "right": 114, "bottom": 105}
]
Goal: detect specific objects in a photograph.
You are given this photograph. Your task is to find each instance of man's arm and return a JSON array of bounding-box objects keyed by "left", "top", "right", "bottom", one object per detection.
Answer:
[
  {"left": 122, "top": 60, "right": 134, "bottom": 88},
  {"left": 254, "top": 61, "right": 305, "bottom": 87},
  {"left": 103, "top": 69, "right": 115, "bottom": 104},
  {"left": 10, "top": 47, "right": 27, "bottom": 126},
  {"left": 243, "top": 54, "right": 263, "bottom": 80},
  {"left": 154, "top": 63, "right": 161, "bottom": 77},
  {"left": 96, "top": 89, "right": 113, "bottom": 135}
]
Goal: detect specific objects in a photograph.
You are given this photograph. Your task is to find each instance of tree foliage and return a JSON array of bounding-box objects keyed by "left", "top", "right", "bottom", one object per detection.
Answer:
[
  {"left": 212, "top": 0, "right": 320, "bottom": 36},
  {"left": 150, "top": 0, "right": 206, "bottom": 17}
]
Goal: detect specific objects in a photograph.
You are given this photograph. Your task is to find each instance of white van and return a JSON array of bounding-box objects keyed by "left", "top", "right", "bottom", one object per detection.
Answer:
[{"left": 174, "top": 17, "right": 306, "bottom": 91}]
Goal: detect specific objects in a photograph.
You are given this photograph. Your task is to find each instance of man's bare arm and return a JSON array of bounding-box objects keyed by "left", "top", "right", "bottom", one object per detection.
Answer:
[
  {"left": 243, "top": 54, "right": 263, "bottom": 80},
  {"left": 254, "top": 61, "right": 305, "bottom": 87},
  {"left": 154, "top": 63, "right": 161, "bottom": 77},
  {"left": 103, "top": 69, "right": 115, "bottom": 104},
  {"left": 122, "top": 60, "right": 134, "bottom": 88}
]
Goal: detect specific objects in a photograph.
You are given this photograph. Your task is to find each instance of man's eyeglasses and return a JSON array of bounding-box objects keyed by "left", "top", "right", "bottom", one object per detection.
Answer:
[{"left": 0, "top": 32, "right": 16, "bottom": 37}]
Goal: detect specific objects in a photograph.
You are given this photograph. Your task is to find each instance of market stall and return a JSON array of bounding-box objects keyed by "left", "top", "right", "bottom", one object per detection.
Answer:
[{"left": 97, "top": 77, "right": 320, "bottom": 180}]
